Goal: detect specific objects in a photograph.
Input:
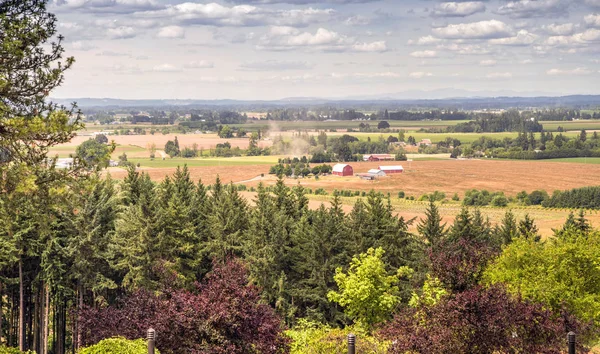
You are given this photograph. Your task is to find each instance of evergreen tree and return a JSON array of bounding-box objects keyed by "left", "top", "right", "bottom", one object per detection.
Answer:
[
  {"left": 518, "top": 214, "right": 540, "bottom": 242},
  {"left": 417, "top": 201, "right": 447, "bottom": 248},
  {"left": 498, "top": 210, "right": 518, "bottom": 245}
]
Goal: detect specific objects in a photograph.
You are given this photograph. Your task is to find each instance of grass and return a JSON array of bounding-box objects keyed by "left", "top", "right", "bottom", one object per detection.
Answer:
[
  {"left": 542, "top": 120, "right": 600, "bottom": 131},
  {"left": 230, "top": 120, "right": 471, "bottom": 131},
  {"left": 532, "top": 157, "right": 600, "bottom": 164},
  {"left": 130, "top": 155, "right": 279, "bottom": 168}
]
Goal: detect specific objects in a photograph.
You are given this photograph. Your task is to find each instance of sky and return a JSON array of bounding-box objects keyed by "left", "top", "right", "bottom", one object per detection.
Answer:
[{"left": 50, "top": 0, "right": 600, "bottom": 100}]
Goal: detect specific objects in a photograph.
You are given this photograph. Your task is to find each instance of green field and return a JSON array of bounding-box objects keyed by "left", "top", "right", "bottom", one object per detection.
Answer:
[
  {"left": 231, "top": 120, "right": 471, "bottom": 131},
  {"left": 130, "top": 156, "right": 279, "bottom": 168},
  {"left": 542, "top": 120, "right": 600, "bottom": 131},
  {"left": 532, "top": 157, "right": 600, "bottom": 164}
]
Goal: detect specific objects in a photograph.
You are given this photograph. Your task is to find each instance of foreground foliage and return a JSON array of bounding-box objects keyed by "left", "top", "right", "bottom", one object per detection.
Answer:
[
  {"left": 78, "top": 259, "right": 289, "bottom": 354},
  {"left": 78, "top": 338, "right": 157, "bottom": 354},
  {"left": 484, "top": 230, "right": 600, "bottom": 324},
  {"left": 286, "top": 320, "right": 389, "bottom": 354}
]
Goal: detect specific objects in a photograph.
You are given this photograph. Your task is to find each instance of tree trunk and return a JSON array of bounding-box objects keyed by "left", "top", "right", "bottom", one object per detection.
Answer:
[
  {"left": 19, "top": 257, "right": 24, "bottom": 351},
  {"left": 44, "top": 284, "right": 49, "bottom": 354},
  {"left": 0, "top": 281, "right": 3, "bottom": 345}
]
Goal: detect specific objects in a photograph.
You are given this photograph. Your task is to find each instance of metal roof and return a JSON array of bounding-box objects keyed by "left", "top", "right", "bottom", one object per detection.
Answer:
[
  {"left": 332, "top": 164, "right": 351, "bottom": 173},
  {"left": 379, "top": 165, "right": 404, "bottom": 171}
]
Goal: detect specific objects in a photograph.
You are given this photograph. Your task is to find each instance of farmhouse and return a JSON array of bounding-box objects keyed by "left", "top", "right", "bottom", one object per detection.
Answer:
[
  {"left": 363, "top": 154, "right": 394, "bottom": 162},
  {"left": 419, "top": 139, "right": 432, "bottom": 146},
  {"left": 379, "top": 165, "right": 404, "bottom": 174},
  {"left": 332, "top": 164, "right": 354, "bottom": 176}
]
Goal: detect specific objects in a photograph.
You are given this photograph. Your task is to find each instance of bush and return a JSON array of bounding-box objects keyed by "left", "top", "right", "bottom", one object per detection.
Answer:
[
  {"left": 78, "top": 338, "right": 157, "bottom": 354},
  {"left": 491, "top": 194, "right": 508, "bottom": 207},
  {"left": 286, "top": 320, "right": 388, "bottom": 354},
  {"left": 0, "top": 346, "right": 34, "bottom": 354},
  {"left": 397, "top": 191, "right": 405, "bottom": 199}
]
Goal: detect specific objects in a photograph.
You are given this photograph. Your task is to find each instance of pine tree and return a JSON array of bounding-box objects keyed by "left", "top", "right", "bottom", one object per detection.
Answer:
[
  {"left": 498, "top": 210, "right": 518, "bottom": 245},
  {"left": 417, "top": 201, "right": 447, "bottom": 248},
  {"left": 518, "top": 214, "right": 540, "bottom": 242}
]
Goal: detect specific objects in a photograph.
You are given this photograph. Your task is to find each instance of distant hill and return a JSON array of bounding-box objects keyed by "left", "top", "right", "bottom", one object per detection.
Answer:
[{"left": 51, "top": 95, "right": 600, "bottom": 110}]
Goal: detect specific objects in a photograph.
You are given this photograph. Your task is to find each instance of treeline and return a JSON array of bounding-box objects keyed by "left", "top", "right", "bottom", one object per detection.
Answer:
[
  {"left": 450, "top": 111, "right": 543, "bottom": 133},
  {"left": 468, "top": 130, "right": 600, "bottom": 159},
  {"left": 543, "top": 186, "right": 600, "bottom": 209}
]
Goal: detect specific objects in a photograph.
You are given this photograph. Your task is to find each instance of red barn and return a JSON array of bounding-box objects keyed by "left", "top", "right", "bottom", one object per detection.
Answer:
[
  {"left": 332, "top": 164, "right": 354, "bottom": 176},
  {"left": 379, "top": 165, "right": 404, "bottom": 174}
]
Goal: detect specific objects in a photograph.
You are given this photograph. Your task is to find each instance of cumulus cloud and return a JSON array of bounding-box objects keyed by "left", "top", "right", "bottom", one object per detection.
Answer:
[
  {"left": 547, "top": 67, "right": 593, "bottom": 75},
  {"left": 408, "top": 35, "right": 443, "bottom": 45},
  {"left": 153, "top": 64, "right": 181, "bottom": 72},
  {"left": 408, "top": 72, "right": 433, "bottom": 78},
  {"left": 431, "top": 2, "right": 486, "bottom": 18},
  {"left": 184, "top": 60, "right": 215, "bottom": 69},
  {"left": 239, "top": 60, "right": 313, "bottom": 71},
  {"left": 495, "top": 0, "right": 570, "bottom": 19},
  {"left": 489, "top": 30, "right": 538, "bottom": 45},
  {"left": 546, "top": 28, "right": 600, "bottom": 46},
  {"left": 135, "top": 3, "right": 334, "bottom": 28},
  {"left": 543, "top": 23, "right": 576, "bottom": 35},
  {"left": 51, "top": 0, "right": 160, "bottom": 13},
  {"left": 486, "top": 72, "right": 513, "bottom": 79},
  {"left": 257, "top": 26, "right": 387, "bottom": 52},
  {"left": 437, "top": 43, "right": 492, "bottom": 55},
  {"left": 107, "top": 26, "right": 138, "bottom": 39},
  {"left": 432, "top": 20, "right": 512, "bottom": 39},
  {"left": 157, "top": 26, "right": 185, "bottom": 38},
  {"left": 479, "top": 59, "right": 497, "bottom": 66},
  {"left": 345, "top": 15, "right": 371, "bottom": 26},
  {"left": 585, "top": 14, "right": 600, "bottom": 28},
  {"left": 410, "top": 50, "right": 438, "bottom": 58}
]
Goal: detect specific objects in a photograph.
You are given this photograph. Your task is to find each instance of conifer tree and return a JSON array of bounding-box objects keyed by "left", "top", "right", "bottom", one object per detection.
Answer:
[
  {"left": 417, "top": 200, "right": 447, "bottom": 248},
  {"left": 498, "top": 210, "right": 518, "bottom": 245},
  {"left": 518, "top": 214, "right": 540, "bottom": 242}
]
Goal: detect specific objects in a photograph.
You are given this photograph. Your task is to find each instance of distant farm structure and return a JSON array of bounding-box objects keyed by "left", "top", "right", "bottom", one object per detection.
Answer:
[
  {"left": 332, "top": 164, "right": 354, "bottom": 176},
  {"left": 363, "top": 154, "right": 394, "bottom": 162},
  {"left": 379, "top": 165, "right": 404, "bottom": 174}
]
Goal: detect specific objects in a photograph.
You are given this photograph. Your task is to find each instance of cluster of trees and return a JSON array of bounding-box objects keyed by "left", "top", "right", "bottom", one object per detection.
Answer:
[
  {"left": 469, "top": 130, "right": 600, "bottom": 159},
  {"left": 449, "top": 111, "right": 544, "bottom": 133},
  {"left": 463, "top": 189, "right": 509, "bottom": 207},
  {"left": 543, "top": 186, "right": 600, "bottom": 209},
  {"left": 268, "top": 163, "right": 332, "bottom": 177},
  {"left": 387, "top": 110, "right": 469, "bottom": 121}
]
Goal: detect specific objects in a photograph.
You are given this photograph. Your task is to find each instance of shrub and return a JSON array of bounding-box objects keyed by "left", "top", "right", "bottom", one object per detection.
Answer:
[
  {"left": 286, "top": 320, "right": 389, "bottom": 354},
  {"left": 0, "top": 346, "right": 34, "bottom": 354},
  {"left": 491, "top": 194, "right": 508, "bottom": 207},
  {"left": 78, "top": 338, "right": 157, "bottom": 354},
  {"left": 79, "top": 259, "right": 289, "bottom": 354},
  {"left": 397, "top": 191, "right": 405, "bottom": 199}
]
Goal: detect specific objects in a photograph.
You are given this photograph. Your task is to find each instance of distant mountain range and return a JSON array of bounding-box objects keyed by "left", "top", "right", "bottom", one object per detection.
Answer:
[{"left": 51, "top": 93, "right": 600, "bottom": 110}]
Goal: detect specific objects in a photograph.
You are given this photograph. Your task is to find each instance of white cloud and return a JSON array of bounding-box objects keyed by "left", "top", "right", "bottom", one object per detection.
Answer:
[
  {"left": 432, "top": 20, "right": 512, "bottom": 39},
  {"left": 135, "top": 3, "right": 334, "bottom": 28},
  {"left": 52, "top": 0, "right": 160, "bottom": 13},
  {"left": 547, "top": 67, "right": 593, "bottom": 75},
  {"left": 489, "top": 30, "right": 538, "bottom": 45},
  {"left": 70, "top": 41, "right": 96, "bottom": 51},
  {"left": 437, "top": 43, "right": 492, "bottom": 55},
  {"left": 157, "top": 26, "right": 185, "bottom": 38},
  {"left": 408, "top": 72, "right": 433, "bottom": 78},
  {"left": 410, "top": 50, "right": 438, "bottom": 58},
  {"left": 521, "top": 59, "right": 534, "bottom": 64},
  {"left": 239, "top": 60, "right": 312, "bottom": 71},
  {"left": 184, "top": 60, "right": 215, "bottom": 69},
  {"left": 107, "top": 26, "right": 137, "bottom": 39},
  {"left": 585, "top": 14, "right": 600, "bottom": 28},
  {"left": 486, "top": 72, "right": 513, "bottom": 79},
  {"left": 153, "top": 64, "right": 181, "bottom": 72},
  {"left": 495, "top": 0, "right": 570, "bottom": 19},
  {"left": 432, "top": 2, "right": 486, "bottom": 18},
  {"left": 543, "top": 23, "right": 575, "bottom": 35},
  {"left": 258, "top": 26, "right": 386, "bottom": 52},
  {"left": 345, "top": 15, "right": 371, "bottom": 26},
  {"left": 546, "top": 28, "right": 600, "bottom": 46},
  {"left": 480, "top": 59, "right": 497, "bottom": 66},
  {"left": 408, "top": 35, "right": 443, "bottom": 45},
  {"left": 352, "top": 41, "right": 388, "bottom": 52}
]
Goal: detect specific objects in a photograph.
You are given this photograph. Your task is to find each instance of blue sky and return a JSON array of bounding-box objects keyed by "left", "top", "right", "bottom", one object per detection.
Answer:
[{"left": 51, "top": 0, "right": 600, "bottom": 99}]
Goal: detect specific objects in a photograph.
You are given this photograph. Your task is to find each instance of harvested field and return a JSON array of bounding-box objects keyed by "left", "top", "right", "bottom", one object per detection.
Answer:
[
  {"left": 245, "top": 159, "right": 600, "bottom": 198},
  {"left": 56, "top": 133, "right": 272, "bottom": 153}
]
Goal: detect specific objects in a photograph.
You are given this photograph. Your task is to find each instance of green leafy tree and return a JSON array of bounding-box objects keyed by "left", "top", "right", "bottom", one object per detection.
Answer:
[
  {"left": 164, "top": 140, "right": 179, "bottom": 158},
  {"left": 76, "top": 139, "right": 111, "bottom": 169},
  {"left": 484, "top": 230, "right": 600, "bottom": 323},
  {"left": 327, "top": 247, "right": 400, "bottom": 329}
]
